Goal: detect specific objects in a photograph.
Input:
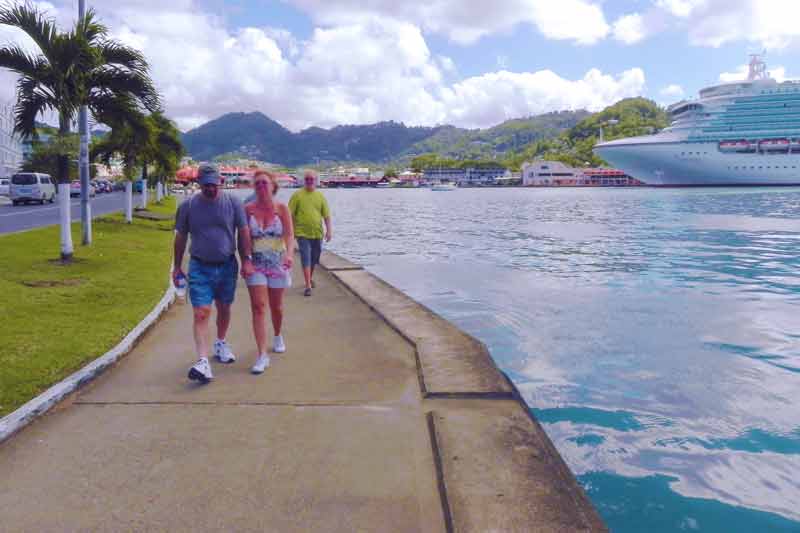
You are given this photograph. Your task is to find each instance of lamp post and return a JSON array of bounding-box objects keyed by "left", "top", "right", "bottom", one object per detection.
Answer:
[
  {"left": 598, "top": 119, "right": 619, "bottom": 143},
  {"left": 79, "top": 0, "right": 91, "bottom": 245}
]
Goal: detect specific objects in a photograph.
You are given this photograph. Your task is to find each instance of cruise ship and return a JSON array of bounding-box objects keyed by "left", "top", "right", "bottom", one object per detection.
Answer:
[{"left": 594, "top": 56, "right": 800, "bottom": 186}]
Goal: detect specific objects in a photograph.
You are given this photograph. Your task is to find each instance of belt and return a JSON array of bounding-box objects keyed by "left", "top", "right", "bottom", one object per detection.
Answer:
[{"left": 191, "top": 255, "right": 234, "bottom": 266}]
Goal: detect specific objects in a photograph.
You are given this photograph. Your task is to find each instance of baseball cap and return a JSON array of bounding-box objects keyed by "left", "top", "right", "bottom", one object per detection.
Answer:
[{"left": 197, "top": 164, "right": 220, "bottom": 186}]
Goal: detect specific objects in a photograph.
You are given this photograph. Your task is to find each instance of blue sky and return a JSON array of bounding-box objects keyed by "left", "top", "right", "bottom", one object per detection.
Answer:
[{"left": 3, "top": 0, "right": 799, "bottom": 131}]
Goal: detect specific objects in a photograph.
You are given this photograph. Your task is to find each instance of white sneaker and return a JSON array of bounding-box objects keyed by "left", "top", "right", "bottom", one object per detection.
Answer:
[
  {"left": 188, "top": 357, "right": 213, "bottom": 384},
  {"left": 251, "top": 354, "right": 271, "bottom": 374},
  {"left": 273, "top": 335, "right": 286, "bottom": 354},
  {"left": 214, "top": 339, "right": 236, "bottom": 363}
]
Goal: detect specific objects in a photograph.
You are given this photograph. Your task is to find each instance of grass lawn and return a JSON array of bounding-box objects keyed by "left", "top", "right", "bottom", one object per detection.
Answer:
[{"left": 0, "top": 196, "right": 177, "bottom": 417}]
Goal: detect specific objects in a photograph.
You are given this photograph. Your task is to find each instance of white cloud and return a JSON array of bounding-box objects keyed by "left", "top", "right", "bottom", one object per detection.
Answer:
[
  {"left": 642, "top": 0, "right": 800, "bottom": 50},
  {"left": 0, "top": 1, "right": 645, "bottom": 133},
  {"left": 720, "top": 64, "right": 796, "bottom": 83},
  {"left": 659, "top": 84, "right": 685, "bottom": 98},
  {"left": 613, "top": 13, "right": 647, "bottom": 44},
  {"left": 439, "top": 68, "right": 646, "bottom": 129},
  {"left": 288, "top": 0, "right": 610, "bottom": 45},
  {"left": 656, "top": 0, "right": 703, "bottom": 18}
]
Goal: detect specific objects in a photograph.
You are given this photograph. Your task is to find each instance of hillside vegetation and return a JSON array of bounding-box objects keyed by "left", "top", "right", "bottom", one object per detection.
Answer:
[{"left": 503, "top": 98, "right": 669, "bottom": 169}]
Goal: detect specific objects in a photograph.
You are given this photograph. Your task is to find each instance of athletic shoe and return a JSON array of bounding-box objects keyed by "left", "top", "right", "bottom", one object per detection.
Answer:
[
  {"left": 251, "top": 354, "right": 271, "bottom": 374},
  {"left": 188, "top": 357, "right": 213, "bottom": 384},
  {"left": 304, "top": 287, "right": 312, "bottom": 297},
  {"left": 214, "top": 339, "right": 236, "bottom": 363},
  {"left": 273, "top": 335, "right": 286, "bottom": 354}
]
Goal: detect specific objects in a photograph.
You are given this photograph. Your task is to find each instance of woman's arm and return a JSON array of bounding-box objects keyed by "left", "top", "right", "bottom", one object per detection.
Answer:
[{"left": 279, "top": 203, "right": 295, "bottom": 258}]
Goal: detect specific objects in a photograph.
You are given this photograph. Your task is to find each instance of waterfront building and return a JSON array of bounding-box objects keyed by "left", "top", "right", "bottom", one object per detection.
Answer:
[
  {"left": 0, "top": 102, "right": 23, "bottom": 178},
  {"left": 522, "top": 161, "right": 581, "bottom": 186},
  {"left": 595, "top": 54, "right": 800, "bottom": 185},
  {"left": 463, "top": 166, "right": 508, "bottom": 186},
  {"left": 422, "top": 168, "right": 465, "bottom": 184},
  {"left": 522, "top": 160, "right": 643, "bottom": 187}
]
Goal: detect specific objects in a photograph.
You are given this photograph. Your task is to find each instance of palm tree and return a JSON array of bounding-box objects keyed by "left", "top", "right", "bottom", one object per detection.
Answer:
[
  {"left": 0, "top": 3, "right": 160, "bottom": 260},
  {"left": 146, "top": 112, "right": 184, "bottom": 195},
  {"left": 92, "top": 110, "right": 152, "bottom": 222},
  {"left": 93, "top": 111, "right": 184, "bottom": 213}
]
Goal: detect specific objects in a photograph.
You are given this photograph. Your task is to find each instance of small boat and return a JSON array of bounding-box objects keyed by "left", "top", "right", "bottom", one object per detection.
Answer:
[{"left": 432, "top": 181, "right": 457, "bottom": 191}]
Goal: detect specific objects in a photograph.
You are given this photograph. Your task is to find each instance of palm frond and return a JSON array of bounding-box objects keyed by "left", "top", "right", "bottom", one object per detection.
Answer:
[
  {"left": 0, "top": 43, "right": 47, "bottom": 77},
  {"left": 89, "top": 66, "right": 160, "bottom": 111},
  {"left": 75, "top": 8, "right": 107, "bottom": 45},
  {"left": 13, "top": 75, "right": 52, "bottom": 138},
  {"left": 97, "top": 40, "right": 148, "bottom": 74},
  {"left": 0, "top": 2, "right": 57, "bottom": 58}
]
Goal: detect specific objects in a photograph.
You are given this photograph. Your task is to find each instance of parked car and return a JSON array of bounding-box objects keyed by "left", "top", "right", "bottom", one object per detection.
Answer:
[
  {"left": 10, "top": 173, "right": 55, "bottom": 205},
  {"left": 69, "top": 180, "right": 96, "bottom": 198},
  {"left": 92, "top": 180, "right": 111, "bottom": 193},
  {"left": 0, "top": 177, "right": 9, "bottom": 196}
]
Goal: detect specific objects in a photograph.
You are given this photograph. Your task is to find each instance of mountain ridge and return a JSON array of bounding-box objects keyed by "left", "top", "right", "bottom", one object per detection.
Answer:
[{"left": 181, "top": 110, "right": 590, "bottom": 166}]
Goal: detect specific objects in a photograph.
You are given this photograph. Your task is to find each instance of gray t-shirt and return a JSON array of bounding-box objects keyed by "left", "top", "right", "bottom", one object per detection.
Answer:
[{"left": 175, "top": 193, "right": 247, "bottom": 263}]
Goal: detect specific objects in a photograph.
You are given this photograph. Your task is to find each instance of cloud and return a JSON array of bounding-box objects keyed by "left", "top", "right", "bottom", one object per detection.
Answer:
[
  {"left": 640, "top": 0, "right": 800, "bottom": 49},
  {"left": 719, "top": 64, "right": 796, "bottom": 83},
  {"left": 659, "top": 84, "right": 685, "bottom": 98},
  {"left": 0, "top": 1, "right": 644, "bottom": 133},
  {"left": 438, "top": 68, "right": 646, "bottom": 129},
  {"left": 288, "top": 0, "right": 610, "bottom": 45},
  {"left": 613, "top": 13, "right": 647, "bottom": 44}
]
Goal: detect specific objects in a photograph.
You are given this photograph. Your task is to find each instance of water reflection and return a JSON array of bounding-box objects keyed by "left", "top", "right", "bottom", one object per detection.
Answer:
[{"left": 274, "top": 187, "right": 800, "bottom": 531}]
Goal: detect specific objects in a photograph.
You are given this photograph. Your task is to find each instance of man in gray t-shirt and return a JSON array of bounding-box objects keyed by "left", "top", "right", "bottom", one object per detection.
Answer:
[{"left": 173, "top": 165, "right": 255, "bottom": 384}]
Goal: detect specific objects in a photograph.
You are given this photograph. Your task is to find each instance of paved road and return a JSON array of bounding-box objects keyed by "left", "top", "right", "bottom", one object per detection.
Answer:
[{"left": 0, "top": 192, "right": 128, "bottom": 234}]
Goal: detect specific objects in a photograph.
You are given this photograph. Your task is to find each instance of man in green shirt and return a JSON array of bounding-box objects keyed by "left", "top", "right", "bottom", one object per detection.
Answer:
[{"left": 288, "top": 171, "right": 332, "bottom": 296}]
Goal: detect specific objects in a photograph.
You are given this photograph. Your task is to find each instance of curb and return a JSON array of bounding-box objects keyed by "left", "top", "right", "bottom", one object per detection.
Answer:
[{"left": 0, "top": 279, "right": 176, "bottom": 445}]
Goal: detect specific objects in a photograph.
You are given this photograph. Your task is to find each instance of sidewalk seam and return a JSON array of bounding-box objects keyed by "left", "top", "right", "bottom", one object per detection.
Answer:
[
  {"left": 0, "top": 275, "right": 175, "bottom": 445},
  {"left": 426, "top": 411, "right": 454, "bottom": 533}
]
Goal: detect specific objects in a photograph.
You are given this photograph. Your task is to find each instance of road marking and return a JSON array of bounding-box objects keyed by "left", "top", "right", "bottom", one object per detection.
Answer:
[{"left": 0, "top": 201, "right": 81, "bottom": 217}]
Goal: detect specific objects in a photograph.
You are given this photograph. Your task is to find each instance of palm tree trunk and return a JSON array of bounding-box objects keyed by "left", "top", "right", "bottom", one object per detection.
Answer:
[{"left": 57, "top": 114, "right": 73, "bottom": 261}]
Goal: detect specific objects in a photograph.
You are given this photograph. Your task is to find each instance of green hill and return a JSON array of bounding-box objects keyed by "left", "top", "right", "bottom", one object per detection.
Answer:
[
  {"left": 181, "top": 110, "right": 587, "bottom": 166},
  {"left": 503, "top": 98, "right": 669, "bottom": 169}
]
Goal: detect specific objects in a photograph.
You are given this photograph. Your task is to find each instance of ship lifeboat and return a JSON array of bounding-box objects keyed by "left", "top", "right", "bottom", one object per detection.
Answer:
[
  {"left": 759, "top": 138, "right": 790, "bottom": 152},
  {"left": 720, "top": 140, "right": 753, "bottom": 153}
]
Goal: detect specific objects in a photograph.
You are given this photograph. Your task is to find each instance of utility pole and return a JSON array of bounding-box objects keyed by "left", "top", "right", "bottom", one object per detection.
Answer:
[{"left": 79, "top": 0, "right": 91, "bottom": 245}]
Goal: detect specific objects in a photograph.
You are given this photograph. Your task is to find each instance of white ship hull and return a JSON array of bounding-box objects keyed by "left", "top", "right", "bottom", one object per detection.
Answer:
[{"left": 595, "top": 141, "right": 800, "bottom": 186}]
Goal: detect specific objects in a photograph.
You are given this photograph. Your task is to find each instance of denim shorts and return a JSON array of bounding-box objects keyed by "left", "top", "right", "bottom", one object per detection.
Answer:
[
  {"left": 246, "top": 270, "right": 292, "bottom": 289},
  {"left": 188, "top": 256, "right": 238, "bottom": 307},
  {"left": 296, "top": 237, "right": 322, "bottom": 268}
]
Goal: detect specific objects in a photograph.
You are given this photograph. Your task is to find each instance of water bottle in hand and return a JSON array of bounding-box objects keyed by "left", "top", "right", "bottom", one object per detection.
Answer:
[{"left": 175, "top": 273, "right": 187, "bottom": 302}]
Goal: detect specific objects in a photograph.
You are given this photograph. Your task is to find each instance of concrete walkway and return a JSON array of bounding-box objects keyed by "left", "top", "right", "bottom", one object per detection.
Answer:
[{"left": 0, "top": 253, "right": 606, "bottom": 532}]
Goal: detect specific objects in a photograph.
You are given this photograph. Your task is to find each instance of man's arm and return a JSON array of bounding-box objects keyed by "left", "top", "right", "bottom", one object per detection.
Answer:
[
  {"left": 324, "top": 216, "right": 332, "bottom": 242},
  {"left": 321, "top": 196, "right": 332, "bottom": 242},
  {"left": 173, "top": 231, "right": 188, "bottom": 284},
  {"left": 238, "top": 225, "right": 255, "bottom": 277}
]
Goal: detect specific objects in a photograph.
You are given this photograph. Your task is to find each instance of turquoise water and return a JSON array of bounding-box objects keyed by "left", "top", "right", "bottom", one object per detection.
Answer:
[{"left": 278, "top": 186, "right": 800, "bottom": 531}]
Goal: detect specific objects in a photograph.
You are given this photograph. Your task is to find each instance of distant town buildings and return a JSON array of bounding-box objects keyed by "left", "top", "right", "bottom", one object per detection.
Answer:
[
  {"left": 521, "top": 160, "right": 644, "bottom": 187},
  {"left": 422, "top": 166, "right": 509, "bottom": 186},
  {"left": 0, "top": 102, "right": 23, "bottom": 178}
]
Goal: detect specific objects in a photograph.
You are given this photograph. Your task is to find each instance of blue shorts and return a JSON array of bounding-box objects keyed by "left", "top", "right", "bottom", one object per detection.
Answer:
[
  {"left": 246, "top": 270, "right": 292, "bottom": 289},
  {"left": 188, "top": 256, "right": 238, "bottom": 307},
  {"left": 297, "top": 237, "right": 322, "bottom": 268}
]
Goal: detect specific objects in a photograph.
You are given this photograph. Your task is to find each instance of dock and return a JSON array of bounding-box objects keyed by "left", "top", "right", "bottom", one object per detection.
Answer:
[{"left": 0, "top": 252, "right": 606, "bottom": 532}]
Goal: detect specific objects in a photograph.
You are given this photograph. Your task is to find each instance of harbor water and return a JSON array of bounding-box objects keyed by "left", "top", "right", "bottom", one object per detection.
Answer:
[{"left": 275, "top": 186, "right": 800, "bottom": 532}]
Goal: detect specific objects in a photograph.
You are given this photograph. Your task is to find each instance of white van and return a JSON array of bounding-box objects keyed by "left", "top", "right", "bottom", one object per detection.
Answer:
[{"left": 10, "top": 172, "right": 55, "bottom": 205}]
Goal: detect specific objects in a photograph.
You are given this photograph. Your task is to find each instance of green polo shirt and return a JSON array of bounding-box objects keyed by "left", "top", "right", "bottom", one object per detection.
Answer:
[{"left": 288, "top": 189, "right": 330, "bottom": 239}]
